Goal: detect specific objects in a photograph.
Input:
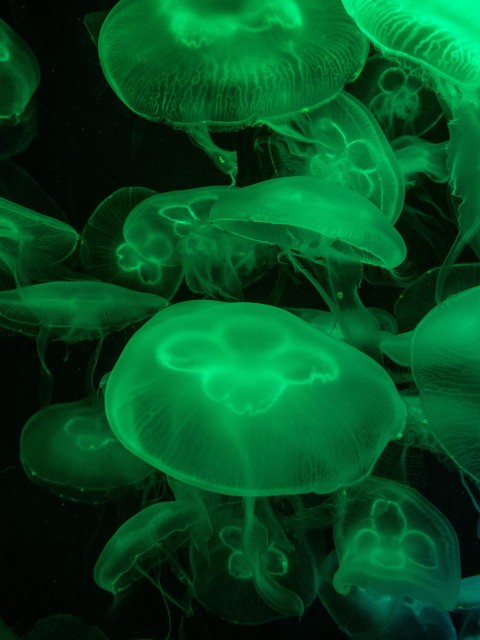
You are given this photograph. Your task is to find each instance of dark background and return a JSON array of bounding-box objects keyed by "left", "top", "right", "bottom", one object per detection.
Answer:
[{"left": 1, "top": 2, "right": 479, "bottom": 639}]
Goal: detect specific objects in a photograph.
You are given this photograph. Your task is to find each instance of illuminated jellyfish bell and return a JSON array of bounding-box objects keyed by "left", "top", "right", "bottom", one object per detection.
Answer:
[
  {"left": 332, "top": 476, "right": 461, "bottom": 611},
  {"left": 0, "top": 196, "right": 79, "bottom": 285},
  {"left": 257, "top": 90, "right": 405, "bottom": 224},
  {"left": 94, "top": 499, "right": 197, "bottom": 602},
  {"left": 98, "top": 0, "right": 368, "bottom": 181},
  {"left": 189, "top": 499, "right": 321, "bottom": 624},
  {"left": 340, "top": 0, "right": 480, "bottom": 300},
  {"left": 210, "top": 176, "right": 406, "bottom": 356},
  {"left": 319, "top": 550, "right": 457, "bottom": 640},
  {"left": 123, "top": 186, "right": 275, "bottom": 300},
  {"left": 80, "top": 186, "right": 184, "bottom": 300},
  {"left": 0, "top": 20, "right": 40, "bottom": 159},
  {"left": 411, "top": 285, "right": 480, "bottom": 483},
  {"left": 395, "top": 263, "right": 480, "bottom": 332},
  {"left": 105, "top": 300, "right": 405, "bottom": 497},
  {"left": 20, "top": 397, "right": 154, "bottom": 503}
]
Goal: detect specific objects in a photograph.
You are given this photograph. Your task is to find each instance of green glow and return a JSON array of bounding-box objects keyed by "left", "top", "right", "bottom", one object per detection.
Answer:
[
  {"left": 105, "top": 300, "right": 405, "bottom": 496},
  {"left": 333, "top": 476, "right": 461, "bottom": 610}
]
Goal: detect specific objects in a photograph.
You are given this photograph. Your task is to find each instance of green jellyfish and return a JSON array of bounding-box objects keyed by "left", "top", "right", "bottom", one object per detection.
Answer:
[
  {"left": 391, "top": 136, "right": 449, "bottom": 188},
  {"left": 20, "top": 396, "right": 154, "bottom": 503},
  {"left": 411, "top": 285, "right": 480, "bottom": 484},
  {"left": 256, "top": 90, "right": 405, "bottom": 223},
  {"left": 98, "top": 0, "right": 368, "bottom": 181},
  {"left": 105, "top": 300, "right": 405, "bottom": 496},
  {"left": 122, "top": 186, "right": 275, "bottom": 300},
  {"left": 80, "top": 186, "right": 184, "bottom": 300},
  {"left": 340, "top": 0, "right": 480, "bottom": 301},
  {"left": 210, "top": 176, "right": 406, "bottom": 356},
  {"left": 0, "top": 196, "right": 79, "bottom": 285},
  {"left": 0, "top": 280, "right": 167, "bottom": 403},
  {"left": 94, "top": 499, "right": 197, "bottom": 608},
  {"left": 333, "top": 476, "right": 461, "bottom": 611},
  {"left": 188, "top": 498, "right": 321, "bottom": 623}
]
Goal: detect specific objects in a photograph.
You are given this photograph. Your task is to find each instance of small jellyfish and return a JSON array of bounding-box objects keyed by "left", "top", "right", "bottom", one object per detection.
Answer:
[
  {"left": 333, "top": 476, "right": 461, "bottom": 611},
  {"left": 0, "top": 196, "right": 79, "bottom": 285},
  {"left": 105, "top": 300, "right": 405, "bottom": 497},
  {"left": 80, "top": 186, "right": 184, "bottom": 300},
  {"left": 391, "top": 136, "right": 449, "bottom": 188},
  {"left": 20, "top": 396, "right": 154, "bottom": 503},
  {"left": 122, "top": 186, "right": 275, "bottom": 300},
  {"left": 210, "top": 176, "right": 406, "bottom": 356},
  {"left": 98, "top": 0, "right": 368, "bottom": 180}
]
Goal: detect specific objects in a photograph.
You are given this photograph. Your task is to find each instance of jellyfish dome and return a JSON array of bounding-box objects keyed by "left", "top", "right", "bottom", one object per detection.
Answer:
[{"left": 105, "top": 301, "right": 405, "bottom": 497}]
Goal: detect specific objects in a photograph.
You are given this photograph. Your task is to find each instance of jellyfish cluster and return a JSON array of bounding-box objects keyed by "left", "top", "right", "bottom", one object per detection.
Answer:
[{"left": 3, "top": 1, "right": 480, "bottom": 639}]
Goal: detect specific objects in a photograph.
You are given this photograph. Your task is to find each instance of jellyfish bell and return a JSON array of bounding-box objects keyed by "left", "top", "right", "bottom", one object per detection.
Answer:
[
  {"left": 98, "top": 0, "right": 368, "bottom": 180},
  {"left": 332, "top": 476, "right": 461, "bottom": 611},
  {"left": 105, "top": 300, "right": 405, "bottom": 497}
]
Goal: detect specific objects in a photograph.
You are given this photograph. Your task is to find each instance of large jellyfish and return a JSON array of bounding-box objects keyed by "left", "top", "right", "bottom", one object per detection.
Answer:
[
  {"left": 98, "top": 0, "right": 368, "bottom": 180},
  {"left": 121, "top": 186, "right": 275, "bottom": 300},
  {"left": 332, "top": 476, "right": 461, "bottom": 611},
  {"left": 105, "top": 300, "right": 405, "bottom": 496}
]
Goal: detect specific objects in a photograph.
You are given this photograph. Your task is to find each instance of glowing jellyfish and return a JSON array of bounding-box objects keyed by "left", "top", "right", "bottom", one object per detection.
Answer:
[
  {"left": 105, "top": 300, "right": 405, "bottom": 496},
  {"left": 122, "top": 186, "right": 275, "bottom": 300},
  {"left": 0, "top": 280, "right": 167, "bottom": 403},
  {"left": 188, "top": 499, "right": 321, "bottom": 623},
  {"left": 80, "top": 186, "right": 183, "bottom": 300},
  {"left": 256, "top": 90, "right": 405, "bottom": 223},
  {"left": 94, "top": 499, "right": 196, "bottom": 603},
  {"left": 210, "top": 176, "right": 406, "bottom": 356},
  {"left": 340, "top": 0, "right": 480, "bottom": 300},
  {"left": 333, "top": 476, "right": 461, "bottom": 611},
  {"left": 411, "top": 285, "right": 480, "bottom": 483},
  {"left": 391, "top": 136, "right": 449, "bottom": 188},
  {"left": 98, "top": 0, "right": 368, "bottom": 180},
  {"left": 20, "top": 397, "right": 154, "bottom": 503},
  {"left": 0, "top": 196, "right": 79, "bottom": 284}
]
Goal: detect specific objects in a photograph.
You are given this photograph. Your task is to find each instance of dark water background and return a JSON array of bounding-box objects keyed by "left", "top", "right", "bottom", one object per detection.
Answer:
[{"left": 1, "top": 1, "right": 479, "bottom": 638}]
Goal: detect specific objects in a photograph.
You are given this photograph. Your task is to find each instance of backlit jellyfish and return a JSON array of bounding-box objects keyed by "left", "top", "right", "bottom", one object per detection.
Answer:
[
  {"left": 411, "top": 285, "right": 480, "bottom": 484},
  {"left": 340, "top": 0, "right": 480, "bottom": 301},
  {"left": 98, "top": 0, "right": 368, "bottom": 181},
  {"left": 391, "top": 136, "right": 449, "bottom": 188},
  {"left": 188, "top": 499, "right": 321, "bottom": 623},
  {"left": 122, "top": 186, "right": 275, "bottom": 300},
  {"left": 0, "top": 196, "right": 79, "bottom": 285},
  {"left": 210, "top": 176, "right": 406, "bottom": 356},
  {"left": 333, "top": 476, "right": 461, "bottom": 611},
  {"left": 395, "top": 263, "right": 480, "bottom": 332},
  {"left": 349, "top": 55, "right": 443, "bottom": 140},
  {"left": 94, "top": 499, "right": 198, "bottom": 609},
  {"left": 20, "top": 397, "right": 154, "bottom": 503},
  {"left": 319, "top": 550, "right": 457, "bottom": 639},
  {"left": 0, "top": 19, "right": 40, "bottom": 159},
  {"left": 80, "top": 186, "right": 183, "bottom": 300},
  {"left": 0, "top": 280, "right": 167, "bottom": 403},
  {"left": 256, "top": 90, "right": 405, "bottom": 223},
  {"left": 105, "top": 300, "right": 405, "bottom": 496}
]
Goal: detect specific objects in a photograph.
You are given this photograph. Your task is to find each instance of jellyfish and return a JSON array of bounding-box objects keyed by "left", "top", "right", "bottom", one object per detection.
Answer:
[
  {"left": 122, "top": 186, "right": 275, "bottom": 300},
  {"left": 105, "top": 300, "right": 405, "bottom": 496},
  {"left": 411, "top": 285, "right": 480, "bottom": 484},
  {"left": 188, "top": 498, "right": 322, "bottom": 623},
  {"left": 340, "top": 0, "right": 480, "bottom": 301},
  {"left": 98, "top": 0, "right": 368, "bottom": 181},
  {"left": 0, "top": 19, "right": 40, "bottom": 159},
  {"left": 0, "top": 280, "right": 167, "bottom": 403},
  {"left": 20, "top": 396, "right": 154, "bottom": 503},
  {"left": 80, "top": 186, "right": 184, "bottom": 300},
  {"left": 332, "top": 476, "right": 461, "bottom": 611},
  {"left": 210, "top": 176, "right": 406, "bottom": 356},
  {"left": 25, "top": 615, "right": 109, "bottom": 640},
  {"left": 94, "top": 499, "right": 198, "bottom": 612},
  {"left": 391, "top": 136, "right": 449, "bottom": 188},
  {"left": 0, "top": 196, "right": 79, "bottom": 285},
  {"left": 255, "top": 90, "right": 405, "bottom": 224}
]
